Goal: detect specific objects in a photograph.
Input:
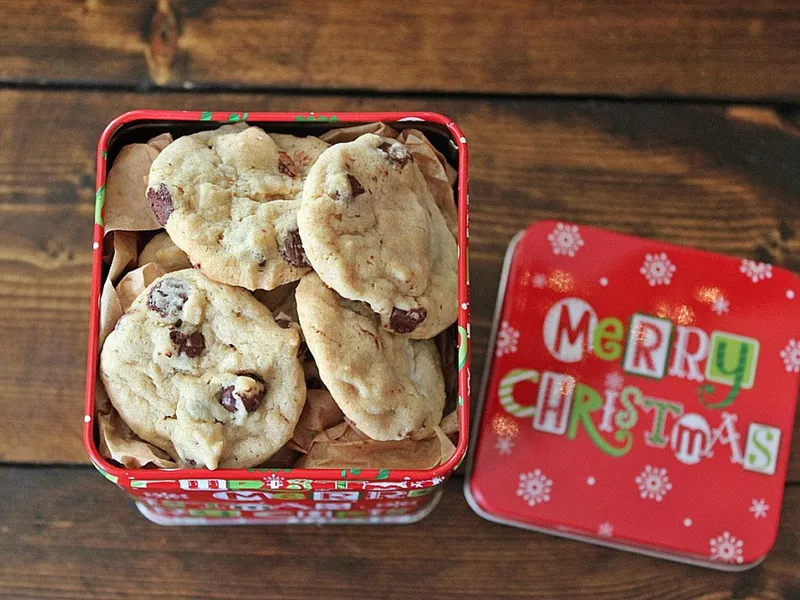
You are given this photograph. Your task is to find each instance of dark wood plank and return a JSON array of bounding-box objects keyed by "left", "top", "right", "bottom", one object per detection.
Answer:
[
  {"left": 0, "top": 468, "right": 798, "bottom": 599},
  {"left": 0, "top": 89, "right": 798, "bottom": 473},
  {"left": 2, "top": 1, "right": 800, "bottom": 100}
]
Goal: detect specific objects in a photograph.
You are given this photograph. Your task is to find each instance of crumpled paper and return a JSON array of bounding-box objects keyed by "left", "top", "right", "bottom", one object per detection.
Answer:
[
  {"left": 137, "top": 231, "right": 192, "bottom": 272},
  {"left": 295, "top": 417, "right": 457, "bottom": 470},
  {"left": 104, "top": 133, "right": 172, "bottom": 233},
  {"left": 288, "top": 389, "right": 345, "bottom": 454},
  {"left": 95, "top": 124, "right": 460, "bottom": 470}
]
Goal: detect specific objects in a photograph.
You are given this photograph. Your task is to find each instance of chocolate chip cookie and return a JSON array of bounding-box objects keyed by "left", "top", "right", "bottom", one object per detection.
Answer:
[
  {"left": 100, "top": 269, "right": 306, "bottom": 469},
  {"left": 297, "top": 134, "right": 457, "bottom": 338},
  {"left": 147, "top": 123, "right": 328, "bottom": 290},
  {"left": 296, "top": 272, "right": 445, "bottom": 441}
]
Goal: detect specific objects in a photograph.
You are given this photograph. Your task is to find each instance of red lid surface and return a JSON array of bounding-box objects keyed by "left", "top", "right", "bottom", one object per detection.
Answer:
[{"left": 466, "top": 221, "right": 800, "bottom": 570}]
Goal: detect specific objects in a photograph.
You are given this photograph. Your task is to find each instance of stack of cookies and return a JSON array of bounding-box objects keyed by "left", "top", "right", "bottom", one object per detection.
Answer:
[{"left": 99, "top": 123, "right": 458, "bottom": 470}]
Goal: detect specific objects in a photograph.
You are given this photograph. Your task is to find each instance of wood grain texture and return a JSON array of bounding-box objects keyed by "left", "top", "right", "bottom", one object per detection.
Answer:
[
  {"left": 0, "top": 468, "right": 798, "bottom": 599},
  {"left": 0, "top": 89, "right": 797, "bottom": 474},
  {"left": 1, "top": 0, "right": 800, "bottom": 100}
]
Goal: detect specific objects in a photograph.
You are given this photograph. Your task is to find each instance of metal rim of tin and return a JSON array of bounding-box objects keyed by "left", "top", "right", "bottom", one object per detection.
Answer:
[{"left": 84, "top": 110, "right": 471, "bottom": 490}]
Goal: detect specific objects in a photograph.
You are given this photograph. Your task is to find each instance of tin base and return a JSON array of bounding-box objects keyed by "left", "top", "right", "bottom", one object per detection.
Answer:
[{"left": 136, "top": 491, "right": 443, "bottom": 526}]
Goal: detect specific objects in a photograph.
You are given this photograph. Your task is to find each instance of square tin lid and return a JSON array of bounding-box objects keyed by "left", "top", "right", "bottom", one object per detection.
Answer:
[{"left": 465, "top": 221, "right": 800, "bottom": 570}]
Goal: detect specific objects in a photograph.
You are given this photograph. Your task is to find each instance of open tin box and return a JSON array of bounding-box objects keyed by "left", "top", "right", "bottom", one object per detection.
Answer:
[{"left": 84, "top": 111, "right": 471, "bottom": 525}]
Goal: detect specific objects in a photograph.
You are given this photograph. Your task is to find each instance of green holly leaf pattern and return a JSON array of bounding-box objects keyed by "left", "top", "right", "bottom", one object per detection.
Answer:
[
  {"left": 94, "top": 184, "right": 106, "bottom": 226},
  {"left": 458, "top": 325, "right": 468, "bottom": 370},
  {"left": 375, "top": 469, "right": 391, "bottom": 480},
  {"left": 94, "top": 464, "right": 118, "bottom": 484},
  {"left": 200, "top": 111, "right": 213, "bottom": 121},
  {"left": 294, "top": 114, "right": 339, "bottom": 122}
]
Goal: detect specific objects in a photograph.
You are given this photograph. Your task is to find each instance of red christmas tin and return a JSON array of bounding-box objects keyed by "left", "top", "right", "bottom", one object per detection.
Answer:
[
  {"left": 466, "top": 221, "right": 799, "bottom": 569},
  {"left": 84, "top": 110, "right": 470, "bottom": 525}
]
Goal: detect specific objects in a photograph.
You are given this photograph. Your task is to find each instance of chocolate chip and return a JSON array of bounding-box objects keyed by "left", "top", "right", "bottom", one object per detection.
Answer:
[
  {"left": 147, "top": 278, "right": 190, "bottom": 318},
  {"left": 378, "top": 142, "right": 413, "bottom": 168},
  {"left": 347, "top": 174, "right": 365, "bottom": 197},
  {"left": 147, "top": 183, "right": 174, "bottom": 225},
  {"left": 217, "top": 386, "right": 238, "bottom": 413},
  {"left": 169, "top": 329, "right": 205, "bottom": 358},
  {"left": 278, "top": 152, "right": 298, "bottom": 177},
  {"left": 389, "top": 306, "right": 427, "bottom": 333},
  {"left": 217, "top": 375, "right": 267, "bottom": 413},
  {"left": 280, "top": 229, "right": 310, "bottom": 268},
  {"left": 182, "top": 331, "right": 205, "bottom": 357}
]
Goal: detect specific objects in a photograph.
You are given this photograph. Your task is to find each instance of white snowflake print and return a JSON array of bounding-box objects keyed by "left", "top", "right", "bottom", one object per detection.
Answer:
[
  {"left": 411, "top": 481, "right": 425, "bottom": 488},
  {"left": 496, "top": 436, "right": 515, "bottom": 455},
  {"left": 532, "top": 273, "right": 548, "bottom": 289},
  {"left": 604, "top": 371, "right": 625, "bottom": 392},
  {"left": 431, "top": 476, "right": 446, "bottom": 485},
  {"left": 265, "top": 474, "right": 285, "bottom": 490},
  {"left": 640, "top": 253, "right": 677, "bottom": 286},
  {"left": 516, "top": 469, "right": 553, "bottom": 507},
  {"left": 710, "top": 531, "right": 744, "bottom": 564},
  {"left": 711, "top": 296, "right": 730, "bottom": 316},
  {"left": 547, "top": 223, "right": 584, "bottom": 257},
  {"left": 495, "top": 321, "right": 520, "bottom": 357},
  {"left": 749, "top": 499, "right": 769, "bottom": 519},
  {"left": 740, "top": 259, "right": 773, "bottom": 283},
  {"left": 780, "top": 339, "right": 800, "bottom": 373},
  {"left": 635, "top": 465, "right": 672, "bottom": 502},
  {"left": 597, "top": 522, "right": 614, "bottom": 537}
]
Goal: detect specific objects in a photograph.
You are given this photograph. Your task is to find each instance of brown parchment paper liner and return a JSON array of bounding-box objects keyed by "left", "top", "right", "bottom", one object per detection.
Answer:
[
  {"left": 96, "top": 124, "right": 460, "bottom": 470},
  {"left": 296, "top": 419, "right": 457, "bottom": 470},
  {"left": 104, "top": 133, "right": 172, "bottom": 233}
]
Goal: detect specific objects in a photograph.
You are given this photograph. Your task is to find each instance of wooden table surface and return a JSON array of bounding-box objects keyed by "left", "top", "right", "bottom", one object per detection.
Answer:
[{"left": 1, "top": 2, "right": 799, "bottom": 598}]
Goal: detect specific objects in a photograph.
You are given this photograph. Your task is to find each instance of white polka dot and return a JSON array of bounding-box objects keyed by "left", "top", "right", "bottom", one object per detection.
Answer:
[
  {"left": 600, "top": 277, "right": 608, "bottom": 287},
  {"left": 461, "top": 302, "right": 468, "bottom": 310},
  {"left": 683, "top": 518, "right": 692, "bottom": 527},
  {"left": 459, "top": 136, "right": 467, "bottom": 144},
  {"left": 92, "top": 241, "right": 100, "bottom": 250},
  {"left": 84, "top": 415, "right": 91, "bottom": 423},
  {"left": 788, "top": 290, "right": 796, "bottom": 299},
  {"left": 586, "top": 476, "right": 596, "bottom": 486}
]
